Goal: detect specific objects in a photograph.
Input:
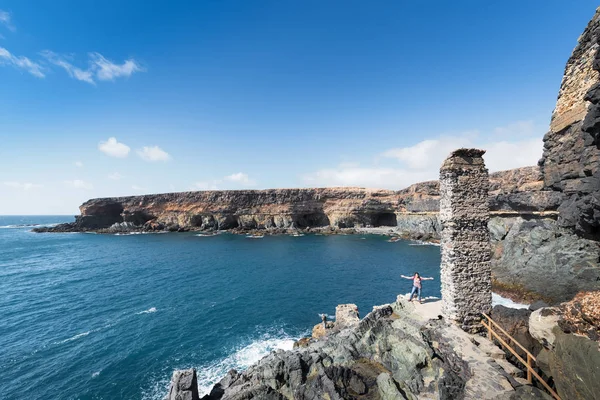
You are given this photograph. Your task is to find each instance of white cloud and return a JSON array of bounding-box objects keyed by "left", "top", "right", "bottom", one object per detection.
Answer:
[
  {"left": 302, "top": 165, "right": 434, "bottom": 189},
  {"left": 0, "top": 10, "right": 15, "bottom": 31},
  {"left": 108, "top": 172, "right": 123, "bottom": 180},
  {"left": 191, "top": 173, "right": 256, "bottom": 191},
  {"left": 192, "top": 180, "right": 222, "bottom": 190},
  {"left": 304, "top": 121, "right": 544, "bottom": 189},
  {"left": 40, "top": 51, "right": 95, "bottom": 84},
  {"left": 0, "top": 47, "right": 44, "bottom": 78},
  {"left": 3, "top": 181, "right": 43, "bottom": 190},
  {"left": 64, "top": 179, "right": 93, "bottom": 190},
  {"left": 75, "top": 161, "right": 83, "bottom": 168},
  {"left": 137, "top": 146, "right": 170, "bottom": 162},
  {"left": 99, "top": 137, "right": 130, "bottom": 158},
  {"left": 131, "top": 185, "right": 147, "bottom": 191},
  {"left": 40, "top": 50, "right": 142, "bottom": 84},
  {"left": 90, "top": 52, "right": 142, "bottom": 81},
  {"left": 224, "top": 172, "right": 255, "bottom": 186}
]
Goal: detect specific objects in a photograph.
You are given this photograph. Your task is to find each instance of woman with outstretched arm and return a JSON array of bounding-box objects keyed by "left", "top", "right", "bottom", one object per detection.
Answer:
[{"left": 400, "top": 272, "right": 434, "bottom": 303}]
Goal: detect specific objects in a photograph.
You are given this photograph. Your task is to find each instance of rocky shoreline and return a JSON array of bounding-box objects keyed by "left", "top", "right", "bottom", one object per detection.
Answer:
[{"left": 165, "top": 295, "right": 600, "bottom": 400}]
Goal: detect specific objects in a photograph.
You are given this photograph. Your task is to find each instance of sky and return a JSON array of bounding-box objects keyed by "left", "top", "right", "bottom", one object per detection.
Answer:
[{"left": 0, "top": 0, "right": 598, "bottom": 214}]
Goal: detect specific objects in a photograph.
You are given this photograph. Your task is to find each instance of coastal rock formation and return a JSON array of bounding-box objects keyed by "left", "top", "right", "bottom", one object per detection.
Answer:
[
  {"left": 539, "top": 8, "right": 600, "bottom": 240},
  {"left": 528, "top": 292, "right": 600, "bottom": 400},
  {"left": 489, "top": 216, "right": 600, "bottom": 303},
  {"left": 190, "top": 298, "right": 549, "bottom": 400},
  {"left": 36, "top": 166, "right": 545, "bottom": 236},
  {"left": 440, "top": 149, "right": 492, "bottom": 332},
  {"left": 164, "top": 368, "right": 200, "bottom": 400}
]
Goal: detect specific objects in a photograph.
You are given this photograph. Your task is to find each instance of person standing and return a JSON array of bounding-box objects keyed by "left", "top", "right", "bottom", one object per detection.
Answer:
[{"left": 401, "top": 272, "right": 434, "bottom": 303}]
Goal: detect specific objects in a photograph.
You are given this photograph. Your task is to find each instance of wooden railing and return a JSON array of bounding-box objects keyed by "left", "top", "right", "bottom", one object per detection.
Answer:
[{"left": 481, "top": 313, "right": 561, "bottom": 400}]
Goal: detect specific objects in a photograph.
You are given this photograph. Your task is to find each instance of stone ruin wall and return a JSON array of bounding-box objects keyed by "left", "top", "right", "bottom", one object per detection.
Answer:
[{"left": 440, "top": 148, "right": 492, "bottom": 332}]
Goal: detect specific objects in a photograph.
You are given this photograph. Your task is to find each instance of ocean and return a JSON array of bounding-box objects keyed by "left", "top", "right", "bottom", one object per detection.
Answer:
[{"left": 0, "top": 215, "right": 442, "bottom": 399}]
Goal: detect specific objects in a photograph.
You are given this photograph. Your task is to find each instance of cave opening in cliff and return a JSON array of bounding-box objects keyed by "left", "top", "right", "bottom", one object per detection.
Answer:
[
  {"left": 294, "top": 213, "right": 330, "bottom": 228},
  {"left": 372, "top": 212, "right": 397, "bottom": 227}
]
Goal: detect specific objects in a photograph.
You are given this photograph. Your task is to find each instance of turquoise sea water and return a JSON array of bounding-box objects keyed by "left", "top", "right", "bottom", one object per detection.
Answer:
[{"left": 0, "top": 216, "right": 441, "bottom": 399}]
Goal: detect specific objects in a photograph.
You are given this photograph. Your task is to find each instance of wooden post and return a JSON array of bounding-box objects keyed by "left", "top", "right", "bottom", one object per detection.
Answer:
[{"left": 527, "top": 353, "right": 532, "bottom": 383}]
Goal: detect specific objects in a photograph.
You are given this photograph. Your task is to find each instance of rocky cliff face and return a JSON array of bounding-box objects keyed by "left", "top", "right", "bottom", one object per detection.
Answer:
[
  {"left": 540, "top": 8, "right": 600, "bottom": 240},
  {"left": 39, "top": 166, "right": 548, "bottom": 235}
]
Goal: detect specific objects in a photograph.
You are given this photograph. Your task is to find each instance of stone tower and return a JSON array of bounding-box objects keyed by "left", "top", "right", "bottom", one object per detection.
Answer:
[{"left": 440, "top": 148, "right": 492, "bottom": 332}]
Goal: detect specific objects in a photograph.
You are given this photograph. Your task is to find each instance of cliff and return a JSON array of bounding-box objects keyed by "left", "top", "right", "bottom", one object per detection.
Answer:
[
  {"left": 540, "top": 8, "right": 600, "bottom": 240},
  {"left": 39, "top": 166, "right": 551, "bottom": 235}
]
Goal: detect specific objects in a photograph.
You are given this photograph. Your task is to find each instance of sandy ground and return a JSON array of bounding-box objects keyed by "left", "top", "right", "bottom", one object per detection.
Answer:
[{"left": 407, "top": 298, "right": 443, "bottom": 321}]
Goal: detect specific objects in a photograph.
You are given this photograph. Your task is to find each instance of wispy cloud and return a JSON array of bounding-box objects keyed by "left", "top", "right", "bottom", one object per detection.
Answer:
[
  {"left": 40, "top": 51, "right": 142, "bottom": 84},
  {"left": 75, "top": 161, "right": 84, "bottom": 168},
  {"left": 131, "top": 185, "right": 147, "bottom": 191},
  {"left": 303, "top": 121, "right": 544, "bottom": 189},
  {"left": 108, "top": 172, "right": 123, "bottom": 180},
  {"left": 137, "top": 146, "right": 170, "bottom": 162},
  {"left": 99, "top": 137, "right": 130, "bottom": 158},
  {"left": 0, "top": 10, "right": 15, "bottom": 32},
  {"left": 192, "top": 172, "right": 256, "bottom": 190},
  {"left": 64, "top": 179, "right": 93, "bottom": 190},
  {"left": 40, "top": 51, "right": 94, "bottom": 84},
  {"left": 90, "top": 52, "right": 142, "bottom": 81},
  {"left": 3, "top": 181, "right": 43, "bottom": 190},
  {"left": 0, "top": 47, "right": 44, "bottom": 77}
]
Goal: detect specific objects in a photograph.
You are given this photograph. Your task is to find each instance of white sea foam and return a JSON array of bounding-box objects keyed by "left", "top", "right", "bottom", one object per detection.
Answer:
[
  {"left": 408, "top": 240, "right": 441, "bottom": 247},
  {"left": 492, "top": 293, "right": 529, "bottom": 309},
  {"left": 142, "top": 328, "right": 304, "bottom": 399},
  {"left": 92, "top": 371, "right": 100, "bottom": 378},
  {"left": 137, "top": 307, "right": 157, "bottom": 315},
  {"left": 317, "top": 313, "right": 336, "bottom": 320},
  {"left": 57, "top": 331, "right": 90, "bottom": 344},
  {"left": 196, "top": 334, "right": 296, "bottom": 395}
]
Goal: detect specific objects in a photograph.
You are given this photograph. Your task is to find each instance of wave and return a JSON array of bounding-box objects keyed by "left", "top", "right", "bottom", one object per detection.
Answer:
[
  {"left": 408, "top": 241, "right": 440, "bottom": 247},
  {"left": 57, "top": 331, "right": 91, "bottom": 344},
  {"left": 142, "top": 327, "right": 305, "bottom": 399},
  {"left": 196, "top": 333, "right": 297, "bottom": 395},
  {"left": 137, "top": 307, "right": 157, "bottom": 315},
  {"left": 0, "top": 223, "right": 59, "bottom": 229},
  {"left": 492, "top": 293, "right": 529, "bottom": 309},
  {"left": 317, "top": 313, "right": 336, "bottom": 320}
]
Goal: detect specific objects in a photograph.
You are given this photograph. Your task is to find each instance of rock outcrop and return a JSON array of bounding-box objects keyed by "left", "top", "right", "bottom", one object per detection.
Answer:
[
  {"left": 188, "top": 298, "right": 551, "bottom": 400},
  {"left": 164, "top": 368, "right": 200, "bottom": 400},
  {"left": 440, "top": 149, "right": 492, "bottom": 332},
  {"left": 539, "top": 8, "right": 600, "bottom": 240},
  {"left": 528, "top": 292, "right": 600, "bottom": 400},
  {"left": 489, "top": 216, "right": 600, "bottom": 303}
]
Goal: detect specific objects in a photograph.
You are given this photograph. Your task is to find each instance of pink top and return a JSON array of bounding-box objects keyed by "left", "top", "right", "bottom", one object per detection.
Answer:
[{"left": 413, "top": 276, "right": 422, "bottom": 288}]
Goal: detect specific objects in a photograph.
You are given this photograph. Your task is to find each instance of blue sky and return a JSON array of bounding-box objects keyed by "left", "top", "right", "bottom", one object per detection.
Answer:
[{"left": 0, "top": 1, "right": 598, "bottom": 214}]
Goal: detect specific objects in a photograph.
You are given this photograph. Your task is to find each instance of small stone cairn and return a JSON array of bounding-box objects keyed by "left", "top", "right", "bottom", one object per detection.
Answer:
[{"left": 439, "top": 148, "right": 492, "bottom": 333}]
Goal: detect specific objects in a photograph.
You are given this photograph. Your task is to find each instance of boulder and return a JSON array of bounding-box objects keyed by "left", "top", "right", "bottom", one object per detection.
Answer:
[
  {"left": 529, "top": 308, "right": 561, "bottom": 349},
  {"left": 164, "top": 368, "right": 200, "bottom": 400},
  {"left": 491, "top": 305, "right": 542, "bottom": 360}
]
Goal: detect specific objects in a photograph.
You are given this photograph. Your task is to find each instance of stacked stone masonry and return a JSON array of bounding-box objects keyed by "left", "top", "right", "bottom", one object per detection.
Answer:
[{"left": 440, "top": 149, "right": 492, "bottom": 332}]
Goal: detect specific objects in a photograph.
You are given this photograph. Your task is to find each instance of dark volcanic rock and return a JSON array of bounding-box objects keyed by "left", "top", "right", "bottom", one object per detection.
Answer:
[
  {"left": 164, "top": 368, "right": 200, "bottom": 400},
  {"left": 188, "top": 299, "right": 519, "bottom": 400},
  {"left": 491, "top": 306, "right": 542, "bottom": 361},
  {"left": 489, "top": 216, "right": 600, "bottom": 303},
  {"left": 539, "top": 9, "right": 600, "bottom": 240}
]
